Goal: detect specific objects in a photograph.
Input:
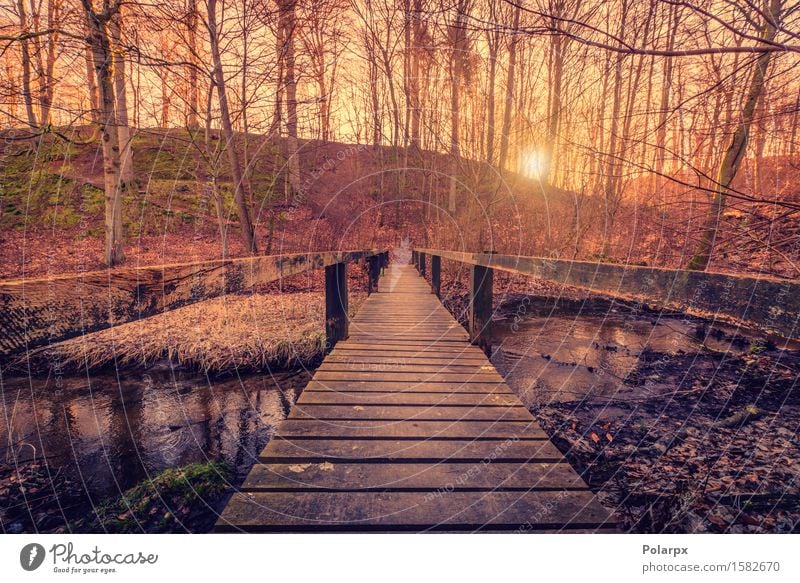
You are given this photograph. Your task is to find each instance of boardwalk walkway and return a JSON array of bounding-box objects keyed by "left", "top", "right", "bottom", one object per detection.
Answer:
[{"left": 216, "top": 264, "right": 614, "bottom": 532}]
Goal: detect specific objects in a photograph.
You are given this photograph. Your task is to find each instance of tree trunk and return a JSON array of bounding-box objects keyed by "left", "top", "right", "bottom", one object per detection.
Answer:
[
  {"left": 485, "top": 2, "right": 499, "bottom": 166},
  {"left": 82, "top": 1, "right": 124, "bottom": 266},
  {"left": 186, "top": 0, "right": 200, "bottom": 128},
  {"left": 279, "top": 0, "right": 302, "bottom": 195},
  {"left": 544, "top": 33, "right": 564, "bottom": 184},
  {"left": 448, "top": 0, "right": 468, "bottom": 213},
  {"left": 109, "top": 11, "right": 135, "bottom": 189},
  {"left": 498, "top": 4, "right": 520, "bottom": 172},
  {"left": 687, "top": 0, "right": 782, "bottom": 271},
  {"left": 83, "top": 20, "right": 100, "bottom": 125},
  {"left": 203, "top": 82, "right": 228, "bottom": 258},
  {"left": 601, "top": 0, "right": 628, "bottom": 257},
  {"left": 17, "top": 0, "right": 38, "bottom": 130},
  {"left": 207, "top": 0, "right": 257, "bottom": 253}
]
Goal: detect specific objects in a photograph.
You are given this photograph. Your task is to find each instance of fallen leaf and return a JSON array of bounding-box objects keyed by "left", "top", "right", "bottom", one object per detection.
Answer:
[
  {"left": 590, "top": 432, "right": 600, "bottom": 443},
  {"left": 319, "top": 462, "right": 335, "bottom": 471},
  {"left": 288, "top": 463, "right": 312, "bottom": 473}
]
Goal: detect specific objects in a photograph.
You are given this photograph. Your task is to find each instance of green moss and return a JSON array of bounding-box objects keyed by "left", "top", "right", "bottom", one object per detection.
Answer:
[{"left": 76, "top": 461, "right": 233, "bottom": 533}]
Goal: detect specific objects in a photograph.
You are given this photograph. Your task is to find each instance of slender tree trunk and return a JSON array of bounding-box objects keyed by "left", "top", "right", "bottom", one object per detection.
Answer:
[
  {"left": 498, "top": 4, "right": 519, "bottom": 172},
  {"left": 653, "top": 3, "right": 680, "bottom": 187},
  {"left": 160, "top": 72, "right": 171, "bottom": 128},
  {"left": 279, "top": 0, "right": 301, "bottom": 195},
  {"left": 448, "top": 0, "right": 468, "bottom": 213},
  {"left": 208, "top": 0, "right": 257, "bottom": 253},
  {"left": 687, "top": 0, "right": 782, "bottom": 271},
  {"left": 82, "top": 1, "right": 124, "bottom": 266},
  {"left": 17, "top": 0, "right": 38, "bottom": 130},
  {"left": 83, "top": 21, "right": 100, "bottom": 125},
  {"left": 544, "top": 33, "right": 564, "bottom": 184},
  {"left": 109, "top": 11, "right": 134, "bottom": 189},
  {"left": 36, "top": 0, "right": 60, "bottom": 128},
  {"left": 485, "top": 6, "right": 499, "bottom": 166},
  {"left": 204, "top": 83, "right": 228, "bottom": 258},
  {"left": 186, "top": 0, "right": 200, "bottom": 128}
]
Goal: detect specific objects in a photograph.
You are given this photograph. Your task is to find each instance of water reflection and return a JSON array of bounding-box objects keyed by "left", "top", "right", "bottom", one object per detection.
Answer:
[
  {"left": 0, "top": 368, "right": 309, "bottom": 518},
  {"left": 490, "top": 313, "right": 746, "bottom": 406}
]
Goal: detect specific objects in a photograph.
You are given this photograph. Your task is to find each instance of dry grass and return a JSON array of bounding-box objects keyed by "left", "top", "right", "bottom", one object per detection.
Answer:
[{"left": 21, "top": 291, "right": 366, "bottom": 373}]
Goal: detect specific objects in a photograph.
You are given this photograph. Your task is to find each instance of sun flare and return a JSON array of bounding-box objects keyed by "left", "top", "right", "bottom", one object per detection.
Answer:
[{"left": 522, "top": 150, "right": 548, "bottom": 179}]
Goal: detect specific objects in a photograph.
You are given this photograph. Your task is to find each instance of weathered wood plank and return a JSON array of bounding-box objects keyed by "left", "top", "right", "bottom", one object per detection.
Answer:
[
  {"left": 297, "top": 391, "right": 524, "bottom": 406},
  {"left": 276, "top": 420, "right": 547, "bottom": 439},
  {"left": 289, "top": 404, "right": 533, "bottom": 421},
  {"left": 261, "top": 437, "right": 564, "bottom": 462},
  {"left": 242, "top": 461, "right": 583, "bottom": 491},
  {"left": 316, "top": 363, "right": 501, "bottom": 375},
  {"left": 304, "top": 380, "right": 513, "bottom": 393},
  {"left": 217, "top": 491, "right": 613, "bottom": 532}
]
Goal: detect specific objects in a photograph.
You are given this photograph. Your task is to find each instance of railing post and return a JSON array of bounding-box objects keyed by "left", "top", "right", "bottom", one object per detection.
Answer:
[
  {"left": 469, "top": 260, "right": 493, "bottom": 352},
  {"left": 368, "top": 255, "right": 381, "bottom": 294},
  {"left": 419, "top": 252, "right": 426, "bottom": 277},
  {"left": 431, "top": 255, "right": 441, "bottom": 297},
  {"left": 411, "top": 250, "right": 417, "bottom": 266},
  {"left": 325, "top": 262, "right": 349, "bottom": 346}
]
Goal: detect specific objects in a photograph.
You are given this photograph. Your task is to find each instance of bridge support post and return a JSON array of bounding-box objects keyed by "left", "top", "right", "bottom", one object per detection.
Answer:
[
  {"left": 411, "top": 251, "right": 417, "bottom": 267},
  {"left": 325, "top": 262, "right": 349, "bottom": 347},
  {"left": 368, "top": 255, "right": 381, "bottom": 295},
  {"left": 419, "top": 252, "right": 426, "bottom": 277},
  {"left": 431, "top": 255, "right": 441, "bottom": 296},
  {"left": 469, "top": 263, "right": 493, "bottom": 352}
]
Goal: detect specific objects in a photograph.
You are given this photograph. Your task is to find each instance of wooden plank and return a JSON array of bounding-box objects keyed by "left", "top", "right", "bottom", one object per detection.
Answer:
[
  {"left": 312, "top": 371, "right": 505, "bottom": 383},
  {"left": 217, "top": 491, "right": 613, "bottom": 532},
  {"left": 323, "top": 355, "right": 489, "bottom": 365},
  {"left": 0, "top": 250, "right": 384, "bottom": 356},
  {"left": 289, "top": 405, "right": 533, "bottom": 421},
  {"left": 276, "top": 420, "right": 547, "bottom": 439},
  {"left": 304, "top": 380, "right": 513, "bottom": 394},
  {"left": 331, "top": 344, "right": 484, "bottom": 356},
  {"left": 316, "top": 363, "right": 500, "bottom": 374},
  {"left": 297, "top": 391, "right": 524, "bottom": 406},
  {"left": 242, "top": 461, "right": 584, "bottom": 491},
  {"left": 260, "top": 437, "right": 565, "bottom": 462}
]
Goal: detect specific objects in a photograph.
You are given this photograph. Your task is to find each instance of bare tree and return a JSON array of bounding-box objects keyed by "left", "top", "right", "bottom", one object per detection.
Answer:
[{"left": 206, "top": 0, "right": 257, "bottom": 253}]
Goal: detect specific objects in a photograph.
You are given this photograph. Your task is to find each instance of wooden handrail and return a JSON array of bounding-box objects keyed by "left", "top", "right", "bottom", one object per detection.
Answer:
[
  {"left": 0, "top": 250, "right": 388, "bottom": 357},
  {"left": 415, "top": 248, "right": 800, "bottom": 340}
]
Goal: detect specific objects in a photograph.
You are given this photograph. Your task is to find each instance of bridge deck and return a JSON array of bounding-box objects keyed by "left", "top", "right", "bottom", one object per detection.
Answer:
[{"left": 216, "top": 264, "right": 614, "bottom": 532}]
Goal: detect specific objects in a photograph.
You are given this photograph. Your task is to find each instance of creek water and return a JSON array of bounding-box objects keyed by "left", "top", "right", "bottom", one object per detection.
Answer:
[
  {"left": 490, "top": 306, "right": 751, "bottom": 407},
  {"left": 0, "top": 368, "right": 309, "bottom": 531}
]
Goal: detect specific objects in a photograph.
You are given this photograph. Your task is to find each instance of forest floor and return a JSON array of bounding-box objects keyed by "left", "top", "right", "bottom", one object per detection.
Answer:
[{"left": 439, "top": 274, "right": 800, "bottom": 533}]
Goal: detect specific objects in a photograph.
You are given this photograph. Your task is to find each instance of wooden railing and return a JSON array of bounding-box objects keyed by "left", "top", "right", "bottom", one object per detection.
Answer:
[
  {"left": 413, "top": 248, "right": 800, "bottom": 344},
  {"left": 0, "top": 250, "right": 389, "bottom": 357}
]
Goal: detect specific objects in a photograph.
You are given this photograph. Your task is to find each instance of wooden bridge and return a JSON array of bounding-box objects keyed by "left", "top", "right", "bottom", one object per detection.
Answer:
[
  {"left": 215, "top": 261, "right": 614, "bottom": 532},
  {"left": 3, "top": 245, "right": 798, "bottom": 532}
]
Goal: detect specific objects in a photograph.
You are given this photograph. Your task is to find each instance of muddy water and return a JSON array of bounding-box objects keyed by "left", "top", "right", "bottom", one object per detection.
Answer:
[
  {"left": 0, "top": 368, "right": 309, "bottom": 531},
  {"left": 490, "top": 309, "right": 750, "bottom": 407}
]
